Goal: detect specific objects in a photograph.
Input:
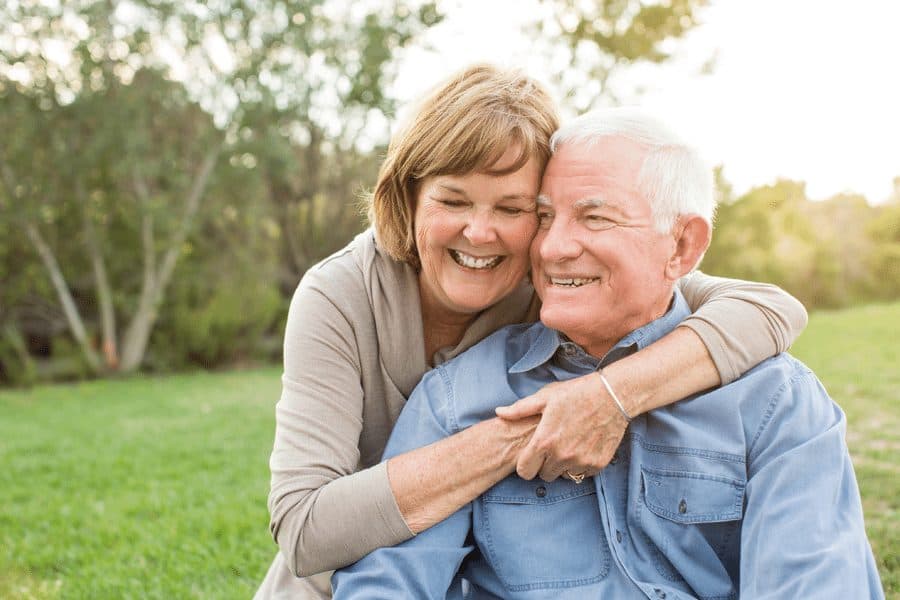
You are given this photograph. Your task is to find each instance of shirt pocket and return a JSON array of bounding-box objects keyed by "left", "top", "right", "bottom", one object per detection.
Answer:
[
  {"left": 477, "top": 476, "right": 610, "bottom": 592},
  {"left": 638, "top": 466, "right": 745, "bottom": 600}
]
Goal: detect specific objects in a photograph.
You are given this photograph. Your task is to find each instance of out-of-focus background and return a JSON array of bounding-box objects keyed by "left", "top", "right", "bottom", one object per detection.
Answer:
[{"left": 0, "top": 0, "right": 897, "bottom": 597}]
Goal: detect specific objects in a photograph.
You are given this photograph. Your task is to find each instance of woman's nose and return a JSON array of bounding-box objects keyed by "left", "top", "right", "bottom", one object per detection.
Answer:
[{"left": 463, "top": 210, "right": 498, "bottom": 245}]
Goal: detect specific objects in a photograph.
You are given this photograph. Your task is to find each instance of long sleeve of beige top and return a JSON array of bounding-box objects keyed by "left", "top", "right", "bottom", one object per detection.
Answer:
[{"left": 263, "top": 230, "right": 807, "bottom": 588}]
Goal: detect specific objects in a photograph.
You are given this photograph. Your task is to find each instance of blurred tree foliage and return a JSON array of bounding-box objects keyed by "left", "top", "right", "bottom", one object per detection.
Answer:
[
  {"left": 535, "top": 0, "right": 709, "bottom": 108},
  {"left": 703, "top": 176, "right": 899, "bottom": 309},
  {"left": 0, "top": 0, "right": 896, "bottom": 385},
  {"left": 0, "top": 0, "right": 438, "bottom": 380}
]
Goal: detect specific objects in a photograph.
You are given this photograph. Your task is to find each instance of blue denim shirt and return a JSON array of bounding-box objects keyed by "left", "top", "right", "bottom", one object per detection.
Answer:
[{"left": 333, "top": 290, "right": 884, "bottom": 600}]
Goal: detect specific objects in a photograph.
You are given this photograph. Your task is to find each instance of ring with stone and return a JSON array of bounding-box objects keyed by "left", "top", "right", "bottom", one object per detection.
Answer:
[{"left": 565, "top": 470, "right": 586, "bottom": 484}]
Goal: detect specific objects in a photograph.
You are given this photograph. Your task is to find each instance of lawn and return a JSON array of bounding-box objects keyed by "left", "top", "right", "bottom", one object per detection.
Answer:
[
  {"left": 0, "top": 370, "right": 281, "bottom": 599},
  {"left": 1, "top": 302, "right": 898, "bottom": 598}
]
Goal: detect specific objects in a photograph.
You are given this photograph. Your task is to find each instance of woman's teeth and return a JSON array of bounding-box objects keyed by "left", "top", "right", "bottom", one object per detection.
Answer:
[
  {"left": 450, "top": 250, "right": 502, "bottom": 270},
  {"left": 550, "top": 277, "right": 599, "bottom": 287}
]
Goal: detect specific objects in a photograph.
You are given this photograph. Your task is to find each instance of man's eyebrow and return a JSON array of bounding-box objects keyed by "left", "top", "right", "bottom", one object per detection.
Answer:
[
  {"left": 572, "top": 197, "right": 606, "bottom": 210},
  {"left": 536, "top": 195, "right": 552, "bottom": 207}
]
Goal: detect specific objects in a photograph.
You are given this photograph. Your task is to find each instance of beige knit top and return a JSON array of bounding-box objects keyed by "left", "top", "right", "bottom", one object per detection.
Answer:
[{"left": 256, "top": 229, "right": 806, "bottom": 598}]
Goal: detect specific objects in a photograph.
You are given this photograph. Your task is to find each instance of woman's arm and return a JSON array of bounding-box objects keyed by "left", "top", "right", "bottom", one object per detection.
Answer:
[
  {"left": 268, "top": 280, "right": 407, "bottom": 577},
  {"left": 497, "top": 274, "right": 807, "bottom": 481},
  {"left": 269, "top": 274, "right": 536, "bottom": 576},
  {"left": 676, "top": 270, "right": 808, "bottom": 384}
]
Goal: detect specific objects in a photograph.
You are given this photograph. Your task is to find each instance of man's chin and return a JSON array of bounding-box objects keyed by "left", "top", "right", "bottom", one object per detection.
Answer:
[{"left": 539, "top": 306, "right": 587, "bottom": 334}]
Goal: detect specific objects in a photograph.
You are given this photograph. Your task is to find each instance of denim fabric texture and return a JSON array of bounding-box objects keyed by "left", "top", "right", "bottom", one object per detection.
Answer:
[{"left": 332, "top": 290, "right": 884, "bottom": 600}]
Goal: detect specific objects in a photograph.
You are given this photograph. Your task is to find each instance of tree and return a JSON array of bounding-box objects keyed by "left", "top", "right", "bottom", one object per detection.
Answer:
[
  {"left": 0, "top": 0, "right": 440, "bottom": 375},
  {"left": 535, "top": 0, "right": 710, "bottom": 109},
  {"left": 866, "top": 197, "right": 900, "bottom": 301}
]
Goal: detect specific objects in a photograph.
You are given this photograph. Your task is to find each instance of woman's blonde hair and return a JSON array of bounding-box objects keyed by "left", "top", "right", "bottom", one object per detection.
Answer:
[{"left": 368, "top": 63, "right": 559, "bottom": 267}]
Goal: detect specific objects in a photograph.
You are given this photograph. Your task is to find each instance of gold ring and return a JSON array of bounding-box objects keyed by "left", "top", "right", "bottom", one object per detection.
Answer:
[{"left": 565, "top": 470, "right": 586, "bottom": 484}]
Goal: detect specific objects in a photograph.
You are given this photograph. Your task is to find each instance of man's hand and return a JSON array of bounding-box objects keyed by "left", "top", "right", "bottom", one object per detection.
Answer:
[{"left": 495, "top": 373, "right": 629, "bottom": 481}]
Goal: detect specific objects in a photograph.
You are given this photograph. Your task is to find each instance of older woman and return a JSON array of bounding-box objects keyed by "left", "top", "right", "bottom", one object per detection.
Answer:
[{"left": 254, "top": 64, "right": 806, "bottom": 598}]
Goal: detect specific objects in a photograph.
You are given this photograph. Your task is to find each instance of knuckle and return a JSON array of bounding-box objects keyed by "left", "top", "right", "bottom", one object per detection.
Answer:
[{"left": 534, "top": 436, "right": 555, "bottom": 452}]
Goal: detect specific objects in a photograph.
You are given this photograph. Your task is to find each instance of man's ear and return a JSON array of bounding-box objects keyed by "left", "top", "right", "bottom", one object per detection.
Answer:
[{"left": 665, "top": 214, "right": 711, "bottom": 280}]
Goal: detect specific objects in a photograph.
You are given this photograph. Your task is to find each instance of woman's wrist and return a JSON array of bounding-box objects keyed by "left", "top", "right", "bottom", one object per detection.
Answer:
[
  {"left": 482, "top": 416, "right": 538, "bottom": 471},
  {"left": 594, "top": 366, "right": 649, "bottom": 418},
  {"left": 598, "top": 327, "right": 720, "bottom": 417}
]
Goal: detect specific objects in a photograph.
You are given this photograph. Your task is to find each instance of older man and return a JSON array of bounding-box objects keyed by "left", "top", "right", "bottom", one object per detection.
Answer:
[{"left": 331, "top": 109, "right": 884, "bottom": 599}]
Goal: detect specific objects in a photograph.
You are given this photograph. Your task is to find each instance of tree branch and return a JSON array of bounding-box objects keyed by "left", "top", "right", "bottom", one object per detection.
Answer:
[
  {"left": 24, "top": 221, "right": 102, "bottom": 372},
  {"left": 81, "top": 188, "right": 118, "bottom": 370}
]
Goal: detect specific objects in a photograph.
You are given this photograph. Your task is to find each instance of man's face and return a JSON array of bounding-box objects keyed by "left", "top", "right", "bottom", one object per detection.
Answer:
[{"left": 531, "top": 137, "right": 678, "bottom": 358}]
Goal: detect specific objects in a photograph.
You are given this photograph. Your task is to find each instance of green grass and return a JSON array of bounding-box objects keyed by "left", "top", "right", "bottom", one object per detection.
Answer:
[
  {"left": 790, "top": 302, "right": 900, "bottom": 596},
  {"left": 0, "top": 370, "right": 282, "bottom": 599},
  {"left": 1, "top": 302, "right": 898, "bottom": 597}
]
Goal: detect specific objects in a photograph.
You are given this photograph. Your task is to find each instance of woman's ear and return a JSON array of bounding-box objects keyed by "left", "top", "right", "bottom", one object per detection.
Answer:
[{"left": 665, "top": 215, "right": 712, "bottom": 280}]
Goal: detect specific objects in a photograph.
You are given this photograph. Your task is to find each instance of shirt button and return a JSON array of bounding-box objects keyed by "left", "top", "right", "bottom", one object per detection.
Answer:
[
  {"left": 563, "top": 345, "right": 576, "bottom": 356},
  {"left": 616, "top": 530, "right": 623, "bottom": 543},
  {"left": 535, "top": 485, "right": 547, "bottom": 498},
  {"left": 653, "top": 588, "right": 667, "bottom": 599},
  {"left": 678, "top": 499, "right": 688, "bottom": 514}
]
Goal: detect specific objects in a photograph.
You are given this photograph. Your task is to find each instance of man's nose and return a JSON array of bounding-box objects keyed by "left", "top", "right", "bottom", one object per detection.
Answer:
[
  {"left": 538, "top": 220, "right": 580, "bottom": 262},
  {"left": 463, "top": 210, "right": 499, "bottom": 245}
]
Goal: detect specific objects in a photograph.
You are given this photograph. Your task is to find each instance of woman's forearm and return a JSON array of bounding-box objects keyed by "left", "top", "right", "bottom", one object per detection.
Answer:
[
  {"left": 387, "top": 415, "right": 537, "bottom": 533},
  {"left": 602, "top": 325, "right": 719, "bottom": 416}
]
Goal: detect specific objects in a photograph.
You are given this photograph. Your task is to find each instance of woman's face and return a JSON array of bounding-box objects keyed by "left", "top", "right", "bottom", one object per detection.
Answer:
[{"left": 414, "top": 148, "right": 542, "bottom": 321}]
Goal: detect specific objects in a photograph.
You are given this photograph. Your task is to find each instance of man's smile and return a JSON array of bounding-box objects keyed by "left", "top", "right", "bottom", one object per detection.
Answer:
[{"left": 548, "top": 276, "right": 600, "bottom": 288}]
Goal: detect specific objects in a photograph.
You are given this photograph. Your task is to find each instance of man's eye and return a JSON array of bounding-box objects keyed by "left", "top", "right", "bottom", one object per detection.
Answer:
[
  {"left": 537, "top": 212, "right": 553, "bottom": 227},
  {"left": 586, "top": 215, "right": 614, "bottom": 228}
]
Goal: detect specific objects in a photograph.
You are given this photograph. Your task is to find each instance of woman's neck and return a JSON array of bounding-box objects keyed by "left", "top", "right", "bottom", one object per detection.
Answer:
[{"left": 419, "top": 282, "right": 476, "bottom": 366}]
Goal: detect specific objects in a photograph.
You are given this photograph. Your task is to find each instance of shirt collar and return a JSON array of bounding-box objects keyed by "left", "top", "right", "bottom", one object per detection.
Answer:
[{"left": 508, "top": 287, "right": 692, "bottom": 374}]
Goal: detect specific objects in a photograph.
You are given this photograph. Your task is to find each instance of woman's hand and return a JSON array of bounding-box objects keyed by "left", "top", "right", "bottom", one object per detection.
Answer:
[{"left": 495, "top": 372, "right": 628, "bottom": 482}]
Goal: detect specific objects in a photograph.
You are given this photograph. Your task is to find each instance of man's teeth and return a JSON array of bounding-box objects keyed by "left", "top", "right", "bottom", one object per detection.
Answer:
[
  {"left": 450, "top": 250, "right": 502, "bottom": 270},
  {"left": 550, "top": 277, "right": 599, "bottom": 287}
]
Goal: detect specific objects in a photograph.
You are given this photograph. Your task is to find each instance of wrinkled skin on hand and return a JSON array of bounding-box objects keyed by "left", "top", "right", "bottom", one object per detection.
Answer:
[{"left": 495, "top": 372, "right": 629, "bottom": 482}]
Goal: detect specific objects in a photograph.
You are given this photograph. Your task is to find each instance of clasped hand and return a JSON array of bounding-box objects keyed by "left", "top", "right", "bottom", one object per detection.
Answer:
[{"left": 495, "top": 373, "right": 629, "bottom": 482}]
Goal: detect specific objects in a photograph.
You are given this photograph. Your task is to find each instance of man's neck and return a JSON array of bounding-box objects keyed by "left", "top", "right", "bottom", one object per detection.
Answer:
[{"left": 573, "top": 289, "right": 678, "bottom": 360}]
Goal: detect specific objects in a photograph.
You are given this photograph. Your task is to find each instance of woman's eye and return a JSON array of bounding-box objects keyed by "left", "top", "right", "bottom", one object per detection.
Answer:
[
  {"left": 438, "top": 199, "right": 467, "bottom": 208},
  {"left": 498, "top": 206, "right": 525, "bottom": 216}
]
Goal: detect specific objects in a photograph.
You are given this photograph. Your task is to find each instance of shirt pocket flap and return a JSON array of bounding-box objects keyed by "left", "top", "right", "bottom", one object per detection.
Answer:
[
  {"left": 484, "top": 475, "right": 595, "bottom": 505},
  {"left": 641, "top": 466, "right": 745, "bottom": 524}
]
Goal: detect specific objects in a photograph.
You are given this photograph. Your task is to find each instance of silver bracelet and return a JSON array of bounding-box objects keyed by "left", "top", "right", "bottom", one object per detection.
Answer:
[{"left": 597, "top": 367, "right": 633, "bottom": 423}]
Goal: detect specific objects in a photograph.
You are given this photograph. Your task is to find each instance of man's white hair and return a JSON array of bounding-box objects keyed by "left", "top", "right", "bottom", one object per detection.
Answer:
[{"left": 550, "top": 107, "right": 715, "bottom": 233}]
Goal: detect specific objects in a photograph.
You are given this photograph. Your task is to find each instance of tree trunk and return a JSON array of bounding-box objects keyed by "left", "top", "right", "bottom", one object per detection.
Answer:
[
  {"left": 82, "top": 201, "right": 119, "bottom": 370},
  {"left": 24, "top": 222, "right": 103, "bottom": 372},
  {"left": 1, "top": 321, "right": 38, "bottom": 385},
  {"left": 119, "top": 142, "right": 222, "bottom": 372}
]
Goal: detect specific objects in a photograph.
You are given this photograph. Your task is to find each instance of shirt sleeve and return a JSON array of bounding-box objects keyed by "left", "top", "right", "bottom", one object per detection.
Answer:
[
  {"left": 332, "top": 369, "right": 475, "bottom": 599},
  {"left": 739, "top": 365, "right": 884, "bottom": 599},
  {"left": 676, "top": 271, "right": 808, "bottom": 384},
  {"left": 267, "top": 277, "right": 413, "bottom": 577}
]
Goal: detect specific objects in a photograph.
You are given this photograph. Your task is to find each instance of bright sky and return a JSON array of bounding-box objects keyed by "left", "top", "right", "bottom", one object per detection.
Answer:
[{"left": 393, "top": 0, "right": 900, "bottom": 203}]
